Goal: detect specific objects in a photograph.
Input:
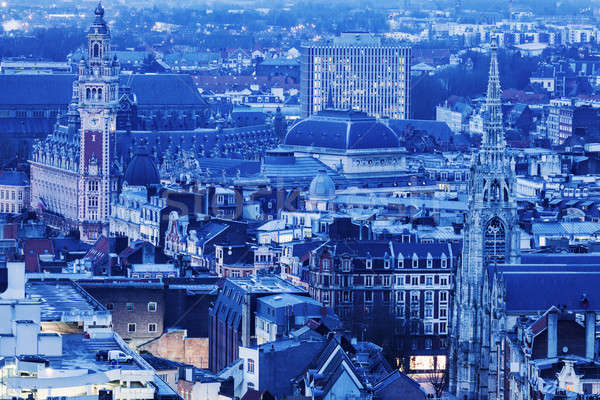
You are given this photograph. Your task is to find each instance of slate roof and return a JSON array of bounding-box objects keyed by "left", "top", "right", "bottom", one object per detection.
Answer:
[
  {"left": 373, "top": 370, "right": 426, "bottom": 400},
  {"left": 0, "top": 74, "right": 74, "bottom": 105},
  {"left": 140, "top": 354, "right": 180, "bottom": 371},
  {"left": 121, "top": 74, "right": 206, "bottom": 106},
  {"left": 388, "top": 119, "right": 454, "bottom": 142},
  {"left": 0, "top": 118, "right": 56, "bottom": 135},
  {"left": 284, "top": 110, "right": 401, "bottom": 150},
  {"left": 0, "top": 171, "right": 29, "bottom": 186},
  {"left": 261, "top": 152, "right": 345, "bottom": 189},
  {"left": 531, "top": 222, "right": 600, "bottom": 235},
  {"left": 0, "top": 74, "right": 206, "bottom": 107},
  {"left": 500, "top": 264, "right": 600, "bottom": 313}
]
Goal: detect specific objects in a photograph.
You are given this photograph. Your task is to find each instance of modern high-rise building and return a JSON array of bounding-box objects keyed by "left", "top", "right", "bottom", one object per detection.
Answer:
[{"left": 300, "top": 33, "right": 411, "bottom": 119}]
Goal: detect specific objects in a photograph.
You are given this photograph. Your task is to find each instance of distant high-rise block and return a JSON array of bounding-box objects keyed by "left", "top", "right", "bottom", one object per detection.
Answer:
[{"left": 301, "top": 33, "right": 411, "bottom": 119}]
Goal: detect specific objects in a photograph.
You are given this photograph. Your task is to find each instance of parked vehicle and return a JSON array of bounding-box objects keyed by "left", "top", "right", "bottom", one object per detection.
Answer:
[{"left": 107, "top": 350, "right": 133, "bottom": 363}]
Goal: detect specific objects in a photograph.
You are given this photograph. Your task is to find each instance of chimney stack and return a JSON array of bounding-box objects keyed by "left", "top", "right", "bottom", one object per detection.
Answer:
[
  {"left": 547, "top": 310, "right": 558, "bottom": 358},
  {"left": 586, "top": 311, "right": 596, "bottom": 360}
]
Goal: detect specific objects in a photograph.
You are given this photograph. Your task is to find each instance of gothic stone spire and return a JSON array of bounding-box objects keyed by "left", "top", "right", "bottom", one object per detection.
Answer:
[{"left": 480, "top": 36, "right": 505, "bottom": 168}]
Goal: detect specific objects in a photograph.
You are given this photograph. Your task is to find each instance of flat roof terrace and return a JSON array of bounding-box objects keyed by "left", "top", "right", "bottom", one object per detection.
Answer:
[{"left": 25, "top": 279, "right": 107, "bottom": 322}]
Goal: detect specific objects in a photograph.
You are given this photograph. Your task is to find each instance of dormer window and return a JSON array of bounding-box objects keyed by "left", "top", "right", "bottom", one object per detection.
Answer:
[
  {"left": 441, "top": 254, "right": 448, "bottom": 268},
  {"left": 322, "top": 259, "right": 330, "bottom": 271},
  {"left": 366, "top": 258, "right": 373, "bottom": 269},
  {"left": 426, "top": 253, "right": 433, "bottom": 269},
  {"left": 397, "top": 254, "right": 404, "bottom": 269},
  {"left": 342, "top": 258, "right": 351, "bottom": 272},
  {"left": 384, "top": 259, "right": 391, "bottom": 269},
  {"left": 412, "top": 253, "right": 418, "bottom": 268}
]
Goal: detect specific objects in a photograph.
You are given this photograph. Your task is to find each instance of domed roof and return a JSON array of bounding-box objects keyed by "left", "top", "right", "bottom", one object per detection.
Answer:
[
  {"left": 124, "top": 147, "right": 160, "bottom": 187},
  {"left": 309, "top": 170, "right": 336, "bottom": 199},
  {"left": 284, "top": 109, "right": 400, "bottom": 151}
]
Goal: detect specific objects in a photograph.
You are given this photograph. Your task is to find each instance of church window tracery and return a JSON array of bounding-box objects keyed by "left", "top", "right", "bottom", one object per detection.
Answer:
[{"left": 484, "top": 217, "right": 506, "bottom": 266}]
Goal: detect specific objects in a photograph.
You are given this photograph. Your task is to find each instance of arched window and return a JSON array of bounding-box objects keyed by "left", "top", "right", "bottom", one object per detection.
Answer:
[
  {"left": 97, "top": 88, "right": 102, "bottom": 100},
  {"left": 93, "top": 43, "right": 100, "bottom": 58},
  {"left": 86, "top": 88, "right": 91, "bottom": 100},
  {"left": 484, "top": 217, "right": 507, "bottom": 266},
  {"left": 92, "top": 88, "right": 97, "bottom": 100}
]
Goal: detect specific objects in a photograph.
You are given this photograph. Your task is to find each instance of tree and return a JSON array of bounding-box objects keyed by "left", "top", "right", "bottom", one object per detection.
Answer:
[{"left": 426, "top": 366, "right": 448, "bottom": 398}]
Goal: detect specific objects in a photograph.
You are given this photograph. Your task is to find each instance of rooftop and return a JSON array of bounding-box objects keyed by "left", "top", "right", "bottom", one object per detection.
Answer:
[{"left": 25, "top": 279, "right": 106, "bottom": 322}]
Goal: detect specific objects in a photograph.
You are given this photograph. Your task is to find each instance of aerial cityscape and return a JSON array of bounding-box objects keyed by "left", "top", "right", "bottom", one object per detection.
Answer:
[{"left": 1, "top": 0, "right": 600, "bottom": 399}]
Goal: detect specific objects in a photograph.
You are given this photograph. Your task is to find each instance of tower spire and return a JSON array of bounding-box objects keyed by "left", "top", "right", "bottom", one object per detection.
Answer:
[{"left": 480, "top": 36, "right": 505, "bottom": 166}]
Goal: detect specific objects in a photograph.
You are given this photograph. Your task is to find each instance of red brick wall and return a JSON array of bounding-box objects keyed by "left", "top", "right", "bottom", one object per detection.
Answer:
[{"left": 139, "top": 329, "right": 209, "bottom": 369}]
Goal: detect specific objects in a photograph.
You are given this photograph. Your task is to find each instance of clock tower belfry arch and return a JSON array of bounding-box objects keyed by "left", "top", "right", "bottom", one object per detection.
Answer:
[{"left": 77, "top": 2, "right": 120, "bottom": 243}]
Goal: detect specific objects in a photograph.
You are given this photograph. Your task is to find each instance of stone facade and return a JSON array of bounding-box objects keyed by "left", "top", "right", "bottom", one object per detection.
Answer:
[
  {"left": 448, "top": 38, "right": 520, "bottom": 400},
  {"left": 29, "top": 5, "right": 119, "bottom": 243}
]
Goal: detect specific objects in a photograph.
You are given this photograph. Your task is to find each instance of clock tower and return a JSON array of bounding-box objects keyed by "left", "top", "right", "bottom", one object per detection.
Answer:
[{"left": 77, "top": 2, "right": 120, "bottom": 243}]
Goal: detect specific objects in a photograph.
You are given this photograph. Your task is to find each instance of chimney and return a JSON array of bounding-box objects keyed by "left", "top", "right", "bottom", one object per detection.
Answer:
[
  {"left": 586, "top": 311, "right": 596, "bottom": 360},
  {"left": 547, "top": 310, "right": 558, "bottom": 358},
  {"left": 241, "top": 293, "right": 251, "bottom": 347}
]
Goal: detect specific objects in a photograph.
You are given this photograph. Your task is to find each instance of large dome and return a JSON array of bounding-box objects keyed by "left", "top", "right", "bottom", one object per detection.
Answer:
[
  {"left": 124, "top": 147, "right": 160, "bottom": 187},
  {"left": 309, "top": 170, "right": 336, "bottom": 199},
  {"left": 284, "top": 109, "right": 400, "bottom": 150}
]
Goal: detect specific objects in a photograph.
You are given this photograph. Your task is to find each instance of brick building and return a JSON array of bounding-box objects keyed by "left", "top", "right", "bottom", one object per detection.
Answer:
[
  {"left": 81, "top": 277, "right": 218, "bottom": 348},
  {"left": 306, "top": 240, "right": 460, "bottom": 372}
]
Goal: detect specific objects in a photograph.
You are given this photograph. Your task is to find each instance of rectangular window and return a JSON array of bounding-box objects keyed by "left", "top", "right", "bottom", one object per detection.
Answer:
[
  {"left": 396, "top": 275, "right": 404, "bottom": 286},
  {"left": 364, "top": 275, "right": 373, "bottom": 287},
  {"left": 384, "top": 259, "right": 390, "bottom": 269},
  {"left": 342, "top": 259, "right": 351, "bottom": 272},
  {"left": 343, "top": 291, "right": 351, "bottom": 303},
  {"left": 440, "top": 306, "right": 448, "bottom": 318},
  {"left": 412, "top": 257, "right": 418, "bottom": 268},
  {"left": 410, "top": 291, "right": 419, "bottom": 303},
  {"left": 441, "top": 258, "right": 448, "bottom": 268},
  {"left": 106, "top": 303, "right": 114, "bottom": 311},
  {"left": 425, "top": 323, "right": 433, "bottom": 335},
  {"left": 411, "top": 276, "right": 419, "bottom": 286},
  {"left": 396, "top": 291, "right": 405, "bottom": 303},
  {"left": 128, "top": 323, "right": 136, "bottom": 332},
  {"left": 126, "top": 303, "right": 134, "bottom": 312},
  {"left": 440, "top": 291, "right": 448, "bottom": 303},
  {"left": 427, "top": 258, "right": 433, "bottom": 268},
  {"left": 425, "top": 304, "right": 433, "bottom": 318},
  {"left": 439, "top": 322, "right": 448, "bottom": 334},
  {"left": 366, "top": 259, "right": 372, "bottom": 269},
  {"left": 425, "top": 291, "right": 433, "bottom": 303},
  {"left": 364, "top": 291, "right": 373, "bottom": 303},
  {"left": 426, "top": 276, "right": 433, "bottom": 286},
  {"left": 148, "top": 323, "right": 157, "bottom": 332},
  {"left": 397, "top": 259, "right": 404, "bottom": 269},
  {"left": 383, "top": 275, "right": 391, "bottom": 287},
  {"left": 440, "top": 276, "right": 449, "bottom": 286},
  {"left": 148, "top": 302, "right": 157, "bottom": 312},
  {"left": 247, "top": 359, "right": 255, "bottom": 374}
]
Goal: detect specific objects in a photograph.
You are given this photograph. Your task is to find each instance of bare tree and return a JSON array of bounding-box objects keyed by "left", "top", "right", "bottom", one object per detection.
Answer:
[{"left": 426, "top": 367, "right": 448, "bottom": 398}]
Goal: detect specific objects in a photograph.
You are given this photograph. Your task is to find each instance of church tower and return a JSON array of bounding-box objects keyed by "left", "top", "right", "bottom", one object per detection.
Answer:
[
  {"left": 77, "top": 2, "right": 120, "bottom": 243},
  {"left": 449, "top": 38, "right": 520, "bottom": 400}
]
